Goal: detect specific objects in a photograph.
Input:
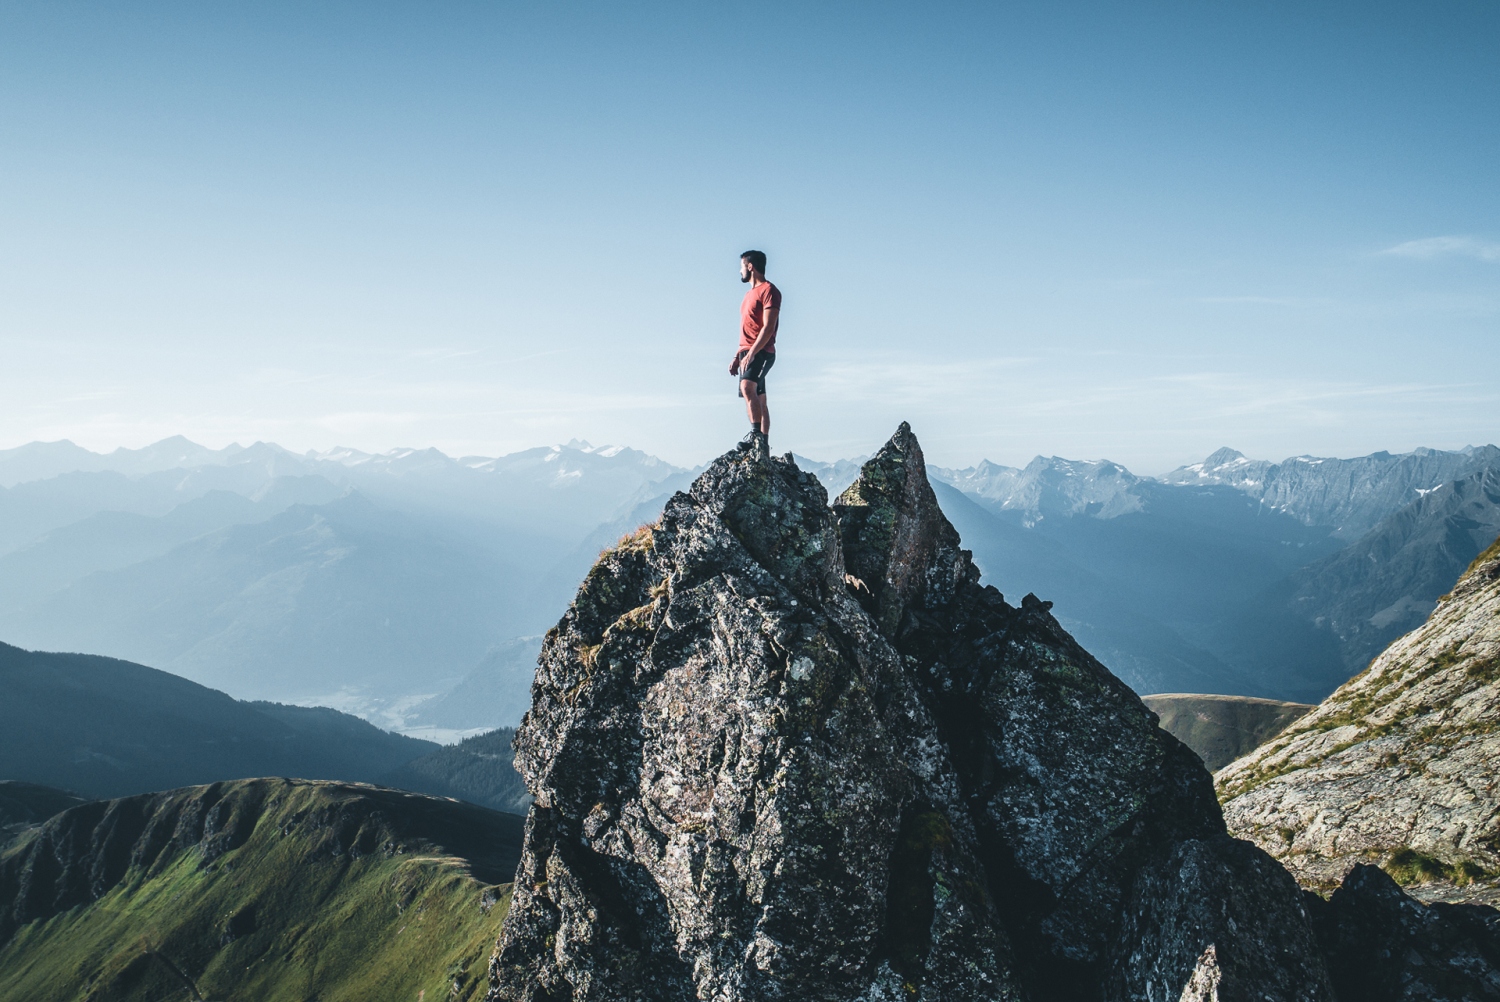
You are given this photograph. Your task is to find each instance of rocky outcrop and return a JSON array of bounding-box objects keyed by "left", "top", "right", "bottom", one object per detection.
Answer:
[
  {"left": 1307, "top": 864, "right": 1500, "bottom": 1002},
  {"left": 1219, "top": 533, "right": 1500, "bottom": 906},
  {"left": 489, "top": 424, "right": 1333, "bottom": 1002}
]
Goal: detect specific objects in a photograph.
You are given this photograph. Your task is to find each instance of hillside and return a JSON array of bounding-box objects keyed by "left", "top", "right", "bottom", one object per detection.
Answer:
[
  {"left": 0, "top": 643, "right": 435, "bottom": 798},
  {"left": 404, "top": 638, "right": 544, "bottom": 731},
  {"left": 928, "top": 475, "right": 1337, "bottom": 696},
  {"left": 0, "top": 780, "right": 89, "bottom": 840},
  {"left": 380, "top": 728, "right": 531, "bottom": 814},
  {"left": 1269, "top": 467, "right": 1500, "bottom": 682},
  {"left": 0, "top": 778, "right": 525, "bottom": 1002},
  {"left": 1218, "top": 533, "right": 1500, "bottom": 905},
  {"left": 1143, "top": 694, "right": 1314, "bottom": 770},
  {"left": 932, "top": 447, "right": 1500, "bottom": 701}
]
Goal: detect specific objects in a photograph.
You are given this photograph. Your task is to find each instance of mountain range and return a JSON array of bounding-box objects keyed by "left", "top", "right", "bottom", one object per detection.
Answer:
[
  {"left": 0, "top": 437, "right": 692, "bottom": 722},
  {"left": 0, "top": 435, "right": 1495, "bottom": 727},
  {"left": 4, "top": 428, "right": 1499, "bottom": 1001},
  {"left": 930, "top": 444, "right": 1500, "bottom": 700}
]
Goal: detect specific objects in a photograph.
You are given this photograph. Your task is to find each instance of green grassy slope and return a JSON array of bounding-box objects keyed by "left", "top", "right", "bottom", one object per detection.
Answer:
[
  {"left": 0, "top": 778, "right": 524, "bottom": 1002},
  {"left": 1142, "top": 693, "right": 1314, "bottom": 771}
]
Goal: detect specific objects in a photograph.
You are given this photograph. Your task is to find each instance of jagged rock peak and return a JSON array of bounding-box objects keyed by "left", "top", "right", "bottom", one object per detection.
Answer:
[
  {"left": 832, "top": 421, "right": 977, "bottom": 635},
  {"left": 488, "top": 425, "right": 1333, "bottom": 1002}
]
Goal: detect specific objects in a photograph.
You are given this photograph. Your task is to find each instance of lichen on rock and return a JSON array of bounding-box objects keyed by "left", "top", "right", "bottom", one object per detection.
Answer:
[{"left": 487, "top": 424, "right": 1337, "bottom": 1001}]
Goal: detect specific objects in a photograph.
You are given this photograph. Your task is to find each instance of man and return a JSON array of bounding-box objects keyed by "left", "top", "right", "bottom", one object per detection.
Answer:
[{"left": 730, "top": 249, "right": 780, "bottom": 459}]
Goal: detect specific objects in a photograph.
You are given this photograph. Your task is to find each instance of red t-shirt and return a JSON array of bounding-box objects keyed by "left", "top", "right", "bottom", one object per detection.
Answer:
[{"left": 740, "top": 281, "right": 781, "bottom": 353}]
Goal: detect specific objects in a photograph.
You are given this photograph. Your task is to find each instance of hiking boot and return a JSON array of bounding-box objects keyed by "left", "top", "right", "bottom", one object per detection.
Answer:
[{"left": 737, "top": 430, "right": 759, "bottom": 452}]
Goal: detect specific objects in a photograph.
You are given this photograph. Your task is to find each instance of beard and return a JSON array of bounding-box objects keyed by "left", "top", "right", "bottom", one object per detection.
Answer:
[{"left": 740, "top": 272, "right": 751, "bottom": 283}]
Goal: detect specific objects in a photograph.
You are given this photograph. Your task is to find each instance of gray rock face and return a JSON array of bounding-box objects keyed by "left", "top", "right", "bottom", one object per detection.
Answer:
[
  {"left": 1307, "top": 864, "right": 1500, "bottom": 1002},
  {"left": 488, "top": 425, "right": 1333, "bottom": 1002},
  {"left": 1107, "top": 836, "right": 1330, "bottom": 1001},
  {"left": 1219, "top": 534, "right": 1500, "bottom": 905}
]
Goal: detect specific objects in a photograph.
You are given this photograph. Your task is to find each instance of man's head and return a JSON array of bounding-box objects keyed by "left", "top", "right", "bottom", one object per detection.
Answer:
[{"left": 740, "top": 249, "right": 767, "bottom": 283}]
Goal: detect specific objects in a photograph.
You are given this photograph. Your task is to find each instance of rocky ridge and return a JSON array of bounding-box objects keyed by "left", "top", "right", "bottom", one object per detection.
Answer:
[
  {"left": 1220, "top": 532, "right": 1500, "bottom": 907},
  {"left": 487, "top": 425, "right": 1341, "bottom": 1002},
  {"left": 1161, "top": 445, "right": 1500, "bottom": 539},
  {"left": 0, "top": 778, "right": 526, "bottom": 1001},
  {"left": 930, "top": 456, "right": 1145, "bottom": 521}
]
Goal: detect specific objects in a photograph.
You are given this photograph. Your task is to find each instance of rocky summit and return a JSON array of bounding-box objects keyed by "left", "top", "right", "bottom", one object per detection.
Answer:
[
  {"left": 487, "top": 424, "right": 1350, "bottom": 1002},
  {"left": 1220, "top": 533, "right": 1500, "bottom": 907}
]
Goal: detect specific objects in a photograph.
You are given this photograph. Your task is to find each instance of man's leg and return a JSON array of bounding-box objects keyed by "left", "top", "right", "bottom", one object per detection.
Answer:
[
  {"left": 756, "top": 389, "right": 769, "bottom": 436},
  {"left": 741, "top": 379, "right": 761, "bottom": 427}
]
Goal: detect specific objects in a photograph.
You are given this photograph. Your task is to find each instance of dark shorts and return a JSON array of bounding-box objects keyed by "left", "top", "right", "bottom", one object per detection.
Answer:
[{"left": 736, "top": 350, "right": 775, "bottom": 397}]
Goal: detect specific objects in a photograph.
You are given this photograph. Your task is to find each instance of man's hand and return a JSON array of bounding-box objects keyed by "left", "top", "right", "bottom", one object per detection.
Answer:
[{"left": 729, "top": 351, "right": 743, "bottom": 375}]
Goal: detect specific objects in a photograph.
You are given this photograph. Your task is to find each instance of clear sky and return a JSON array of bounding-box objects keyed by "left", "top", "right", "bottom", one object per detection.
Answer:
[{"left": 2, "top": 1, "right": 1496, "bottom": 472}]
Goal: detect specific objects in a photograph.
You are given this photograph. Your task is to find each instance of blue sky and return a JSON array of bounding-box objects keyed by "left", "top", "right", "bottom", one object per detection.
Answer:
[{"left": 1, "top": 1, "right": 1496, "bottom": 471}]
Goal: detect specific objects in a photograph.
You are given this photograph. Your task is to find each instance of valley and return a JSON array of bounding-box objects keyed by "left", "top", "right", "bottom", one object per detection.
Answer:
[{"left": 1, "top": 435, "right": 1496, "bottom": 734}]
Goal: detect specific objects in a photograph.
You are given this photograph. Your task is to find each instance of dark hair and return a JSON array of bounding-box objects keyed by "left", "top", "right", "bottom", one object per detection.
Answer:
[{"left": 740, "top": 249, "right": 767, "bottom": 273}]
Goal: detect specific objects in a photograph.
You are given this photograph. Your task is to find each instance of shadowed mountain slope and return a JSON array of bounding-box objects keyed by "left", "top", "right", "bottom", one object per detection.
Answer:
[
  {"left": 0, "top": 643, "right": 435, "bottom": 799},
  {"left": 404, "top": 639, "right": 545, "bottom": 731},
  {"left": 380, "top": 728, "right": 531, "bottom": 815},
  {"left": 0, "top": 781, "right": 90, "bottom": 841},
  {"left": 0, "top": 778, "right": 525, "bottom": 1002},
  {"left": 1258, "top": 467, "right": 1500, "bottom": 685}
]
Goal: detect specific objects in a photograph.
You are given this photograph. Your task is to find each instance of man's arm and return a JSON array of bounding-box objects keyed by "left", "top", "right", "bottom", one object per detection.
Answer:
[{"left": 740, "top": 308, "right": 778, "bottom": 366}]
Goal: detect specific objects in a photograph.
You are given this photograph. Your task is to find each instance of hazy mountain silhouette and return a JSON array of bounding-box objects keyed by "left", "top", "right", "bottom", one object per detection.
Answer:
[
  {"left": 4, "top": 436, "right": 1496, "bottom": 718},
  {"left": 0, "top": 641, "right": 435, "bottom": 799},
  {"left": 0, "top": 438, "right": 689, "bottom": 716},
  {"left": 1159, "top": 444, "right": 1500, "bottom": 538},
  {"left": 1217, "top": 467, "right": 1500, "bottom": 695},
  {"left": 932, "top": 445, "right": 1500, "bottom": 700}
]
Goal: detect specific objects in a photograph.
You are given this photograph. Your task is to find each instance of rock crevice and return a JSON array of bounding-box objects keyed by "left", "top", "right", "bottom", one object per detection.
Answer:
[{"left": 489, "top": 424, "right": 1341, "bottom": 1001}]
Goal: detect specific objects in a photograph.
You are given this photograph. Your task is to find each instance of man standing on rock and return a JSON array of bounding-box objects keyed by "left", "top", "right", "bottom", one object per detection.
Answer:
[{"left": 731, "top": 249, "right": 780, "bottom": 460}]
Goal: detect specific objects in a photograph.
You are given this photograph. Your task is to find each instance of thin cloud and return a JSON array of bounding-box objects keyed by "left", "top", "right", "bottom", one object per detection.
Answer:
[
  {"left": 1195, "top": 296, "right": 1308, "bottom": 306},
  {"left": 1380, "top": 236, "right": 1500, "bottom": 263}
]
